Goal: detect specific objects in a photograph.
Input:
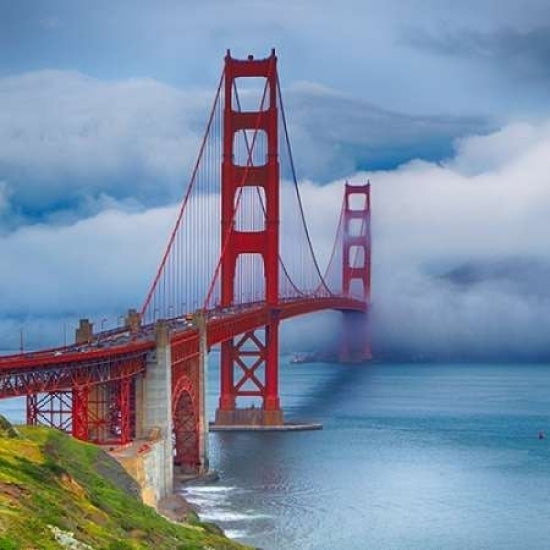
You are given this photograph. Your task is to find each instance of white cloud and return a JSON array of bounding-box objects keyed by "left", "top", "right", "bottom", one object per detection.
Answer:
[
  {"left": 364, "top": 120, "right": 550, "bottom": 358},
  {"left": 282, "top": 116, "right": 550, "bottom": 359},
  {"left": 1, "top": 80, "right": 549, "bottom": 357},
  {"left": 450, "top": 121, "right": 549, "bottom": 175},
  {"left": 0, "top": 205, "right": 176, "bottom": 320},
  {"left": 0, "top": 70, "right": 210, "bottom": 221},
  {"left": 0, "top": 69, "right": 487, "bottom": 230}
]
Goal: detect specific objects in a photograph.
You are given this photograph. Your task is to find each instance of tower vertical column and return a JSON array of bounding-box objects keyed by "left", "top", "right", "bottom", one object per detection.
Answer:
[
  {"left": 196, "top": 310, "right": 209, "bottom": 473},
  {"left": 215, "top": 49, "right": 283, "bottom": 426},
  {"left": 341, "top": 183, "right": 372, "bottom": 362}
]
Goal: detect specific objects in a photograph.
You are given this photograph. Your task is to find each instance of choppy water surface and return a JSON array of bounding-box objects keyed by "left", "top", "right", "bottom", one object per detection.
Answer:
[{"left": 183, "top": 360, "right": 550, "bottom": 549}]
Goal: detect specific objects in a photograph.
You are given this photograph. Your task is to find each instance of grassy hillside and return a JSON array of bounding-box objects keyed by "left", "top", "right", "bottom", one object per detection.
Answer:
[{"left": 0, "top": 417, "right": 250, "bottom": 550}]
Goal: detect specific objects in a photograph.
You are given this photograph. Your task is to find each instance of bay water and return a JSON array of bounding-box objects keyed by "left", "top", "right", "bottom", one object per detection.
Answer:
[
  {"left": 185, "top": 359, "right": 550, "bottom": 549},
  {"left": 2, "top": 358, "right": 550, "bottom": 549}
]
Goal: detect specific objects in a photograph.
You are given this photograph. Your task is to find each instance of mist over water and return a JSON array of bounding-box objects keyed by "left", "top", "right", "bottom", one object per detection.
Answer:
[{"left": 185, "top": 356, "right": 550, "bottom": 550}]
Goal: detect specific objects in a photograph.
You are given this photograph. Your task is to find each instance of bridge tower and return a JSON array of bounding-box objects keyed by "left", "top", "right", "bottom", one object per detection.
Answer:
[
  {"left": 214, "top": 50, "right": 283, "bottom": 426},
  {"left": 340, "top": 182, "right": 372, "bottom": 362}
]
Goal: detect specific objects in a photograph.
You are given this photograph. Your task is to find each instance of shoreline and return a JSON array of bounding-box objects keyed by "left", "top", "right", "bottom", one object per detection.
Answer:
[
  {"left": 162, "top": 468, "right": 221, "bottom": 520},
  {"left": 159, "top": 470, "right": 230, "bottom": 535}
]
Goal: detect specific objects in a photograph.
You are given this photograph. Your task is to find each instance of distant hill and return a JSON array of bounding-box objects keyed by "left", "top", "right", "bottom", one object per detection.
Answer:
[{"left": 0, "top": 416, "right": 249, "bottom": 550}]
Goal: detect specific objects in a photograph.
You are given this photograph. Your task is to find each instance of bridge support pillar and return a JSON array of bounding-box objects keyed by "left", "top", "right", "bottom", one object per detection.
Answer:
[
  {"left": 88, "top": 384, "right": 108, "bottom": 442},
  {"left": 215, "top": 51, "right": 285, "bottom": 428},
  {"left": 72, "top": 386, "right": 89, "bottom": 440},
  {"left": 340, "top": 311, "right": 372, "bottom": 363},
  {"left": 133, "top": 375, "right": 145, "bottom": 441},
  {"left": 215, "top": 312, "right": 283, "bottom": 427},
  {"left": 196, "top": 310, "right": 209, "bottom": 473},
  {"left": 340, "top": 182, "right": 372, "bottom": 363},
  {"left": 138, "top": 321, "right": 173, "bottom": 500},
  {"left": 263, "top": 315, "right": 282, "bottom": 422}
]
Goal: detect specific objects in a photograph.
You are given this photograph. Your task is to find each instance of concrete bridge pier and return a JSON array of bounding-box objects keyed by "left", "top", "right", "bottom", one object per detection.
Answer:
[{"left": 134, "top": 321, "right": 174, "bottom": 502}]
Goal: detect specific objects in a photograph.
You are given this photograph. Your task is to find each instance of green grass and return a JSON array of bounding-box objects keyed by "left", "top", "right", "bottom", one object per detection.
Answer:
[{"left": 0, "top": 419, "right": 251, "bottom": 549}]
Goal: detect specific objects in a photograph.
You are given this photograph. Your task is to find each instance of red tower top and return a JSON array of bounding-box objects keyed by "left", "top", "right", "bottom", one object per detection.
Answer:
[{"left": 221, "top": 50, "right": 279, "bottom": 307}]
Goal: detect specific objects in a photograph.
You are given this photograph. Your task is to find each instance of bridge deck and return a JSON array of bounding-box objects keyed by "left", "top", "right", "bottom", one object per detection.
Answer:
[{"left": 0, "top": 296, "right": 365, "bottom": 397}]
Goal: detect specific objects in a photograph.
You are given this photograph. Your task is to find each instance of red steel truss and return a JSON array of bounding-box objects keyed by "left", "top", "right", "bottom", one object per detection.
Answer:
[{"left": 4, "top": 347, "right": 147, "bottom": 444}]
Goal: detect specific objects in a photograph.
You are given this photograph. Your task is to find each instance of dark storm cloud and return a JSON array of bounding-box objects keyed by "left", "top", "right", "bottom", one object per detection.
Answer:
[
  {"left": 408, "top": 24, "right": 550, "bottom": 82},
  {"left": 285, "top": 83, "right": 489, "bottom": 181}
]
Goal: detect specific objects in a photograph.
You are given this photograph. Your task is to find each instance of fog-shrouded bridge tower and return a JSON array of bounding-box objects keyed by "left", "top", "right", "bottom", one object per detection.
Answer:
[{"left": 340, "top": 182, "right": 372, "bottom": 363}]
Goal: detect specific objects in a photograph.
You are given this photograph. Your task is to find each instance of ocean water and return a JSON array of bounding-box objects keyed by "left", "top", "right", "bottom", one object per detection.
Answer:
[
  {"left": 2, "top": 360, "right": 550, "bottom": 549},
  {"left": 183, "top": 359, "right": 550, "bottom": 550}
]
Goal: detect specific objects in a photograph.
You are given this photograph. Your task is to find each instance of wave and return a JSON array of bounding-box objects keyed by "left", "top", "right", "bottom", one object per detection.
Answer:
[
  {"left": 199, "top": 510, "right": 270, "bottom": 522},
  {"left": 223, "top": 529, "right": 248, "bottom": 539},
  {"left": 182, "top": 485, "right": 237, "bottom": 494}
]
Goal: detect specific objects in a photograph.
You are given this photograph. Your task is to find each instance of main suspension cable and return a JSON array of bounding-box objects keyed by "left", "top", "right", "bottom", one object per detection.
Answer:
[{"left": 276, "top": 75, "right": 333, "bottom": 296}]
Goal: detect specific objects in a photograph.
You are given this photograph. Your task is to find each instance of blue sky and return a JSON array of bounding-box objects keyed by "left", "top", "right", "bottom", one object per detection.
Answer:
[{"left": 1, "top": 0, "right": 550, "bottom": 357}]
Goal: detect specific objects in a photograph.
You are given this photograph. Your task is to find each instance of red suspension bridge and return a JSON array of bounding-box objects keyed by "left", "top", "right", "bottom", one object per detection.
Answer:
[{"left": 0, "top": 50, "right": 371, "bottom": 480}]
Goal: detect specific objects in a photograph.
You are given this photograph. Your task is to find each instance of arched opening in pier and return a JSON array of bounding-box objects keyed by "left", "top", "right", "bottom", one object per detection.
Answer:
[{"left": 173, "top": 388, "right": 198, "bottom": 473}]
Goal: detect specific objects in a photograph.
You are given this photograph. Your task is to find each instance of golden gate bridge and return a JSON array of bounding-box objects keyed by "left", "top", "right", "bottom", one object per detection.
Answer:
[{"left": 0, "top": 50, "right": 371, "bottom": 482}]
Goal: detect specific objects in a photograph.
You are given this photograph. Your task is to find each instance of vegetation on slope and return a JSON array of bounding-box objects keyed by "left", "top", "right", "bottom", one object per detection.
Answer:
[{"left": 0, "top": 416, "right": 249, "bottom": 550}]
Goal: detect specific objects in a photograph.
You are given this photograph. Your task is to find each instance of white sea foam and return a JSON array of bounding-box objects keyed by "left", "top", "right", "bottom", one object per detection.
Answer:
[
  {"left": 181, "top": 484, "right": 267, "bottom": 529},
  {"left": 199, "top": 510, "right": 270, "bottom": 522},
  {"left": 223, "top": 529, "right": 248, "bottom": 539},
  {"left": 181, "top": 496, "right": 215, "bottom": 508},
  {"left": 183, "top": 485, "right": 237, "bottom": 494},
  {"left": 181, "top": 486, "right": 237, "bottom": 508}
]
